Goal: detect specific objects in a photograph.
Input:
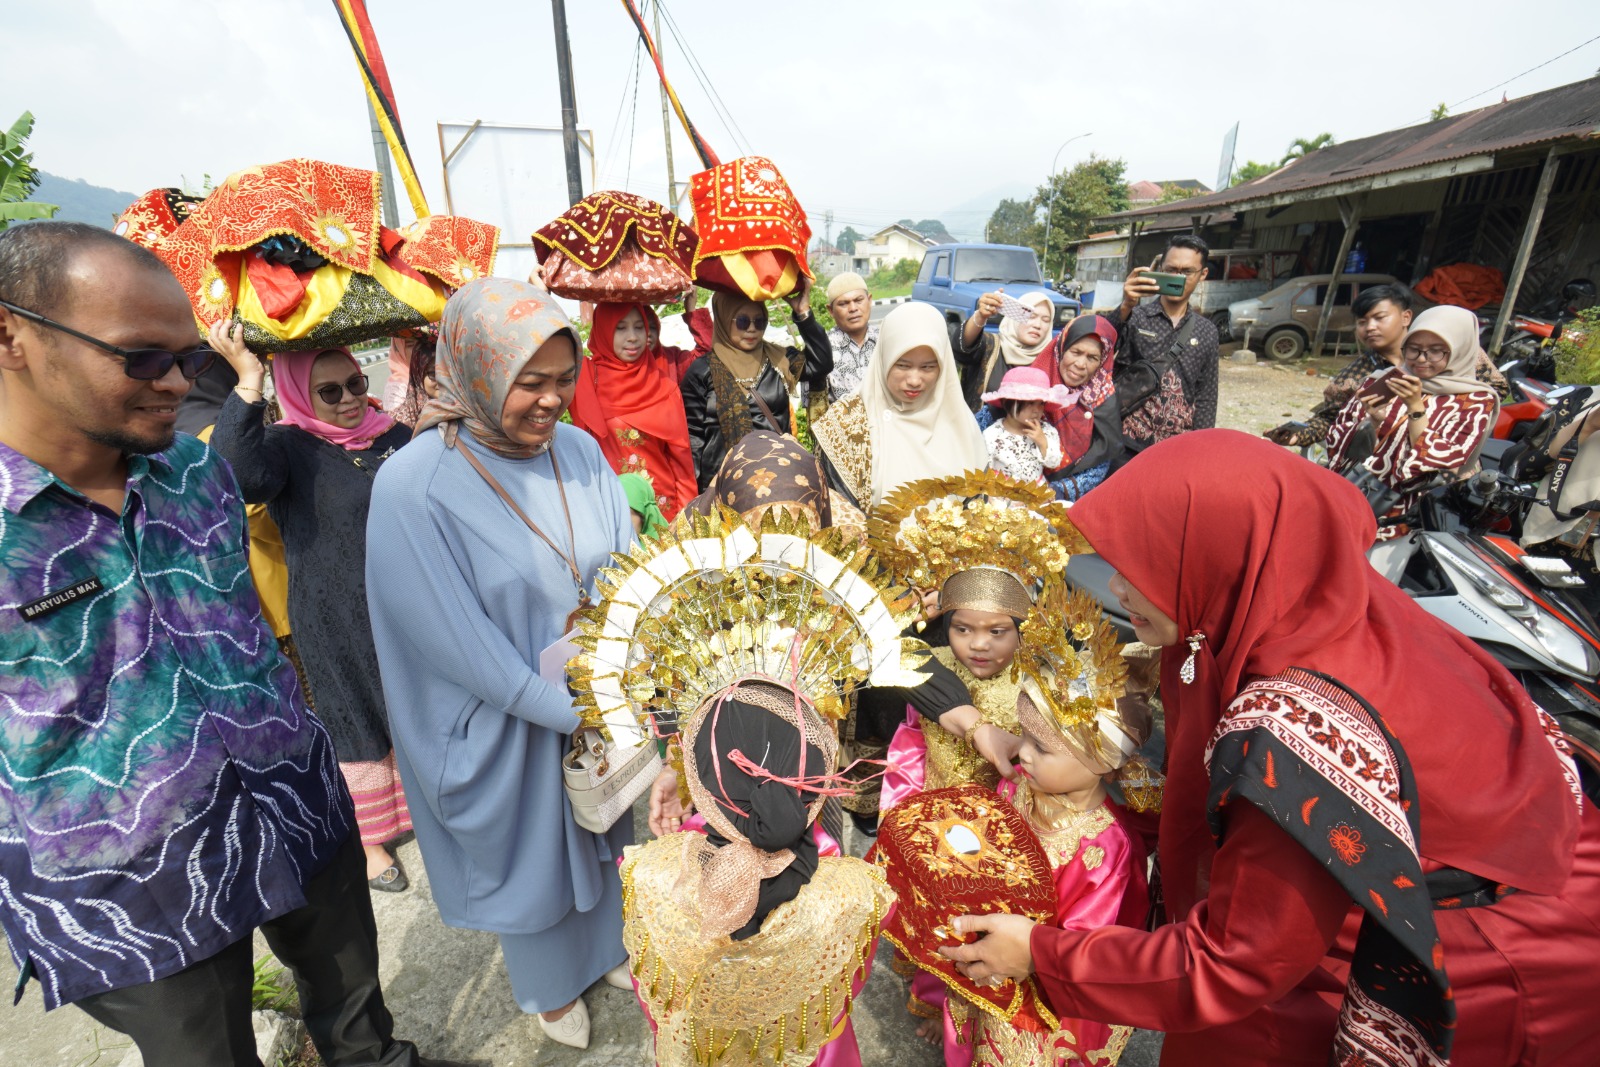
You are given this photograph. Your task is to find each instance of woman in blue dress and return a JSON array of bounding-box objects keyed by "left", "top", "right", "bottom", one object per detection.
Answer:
[{"left": 365, "top": 278, "right": 635, "bottom": 1051}]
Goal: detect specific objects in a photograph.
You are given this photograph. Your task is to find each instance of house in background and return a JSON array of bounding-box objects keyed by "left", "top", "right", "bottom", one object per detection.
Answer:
[
  {"left": 851, "top": 223, "right": 937, "bottom": 274},
  {"left": 1128, "top": 179, "right": 1213, "bottom": 206},
  {"left": 809, "top": 240, "right": 850, "bottom": 278}
]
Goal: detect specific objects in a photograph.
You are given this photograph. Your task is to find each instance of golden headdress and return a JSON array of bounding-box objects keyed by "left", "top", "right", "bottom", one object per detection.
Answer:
[
  {"left": 571, "top": 507, "right": 914, "bottom": 1066},
  {"left": 869, "top": 469, "right": 1091, "bottom": 624},
  {"left": 1012, "top": 585, "right": 1163, "bottom": 811},
  {"left": 569, "top": 506, "right": 928, "bottom": 743}
]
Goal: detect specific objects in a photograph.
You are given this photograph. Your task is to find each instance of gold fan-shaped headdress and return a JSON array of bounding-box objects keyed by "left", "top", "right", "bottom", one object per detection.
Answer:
[
  {"left": 868, "top": 470, "right": 1090, "bottom": 623},
  {"left": 568, "top": 507, "right": 930, "bottom": 745},
  {"left": 1012, "top": 582, "right": 1163, "bottom": 810}
]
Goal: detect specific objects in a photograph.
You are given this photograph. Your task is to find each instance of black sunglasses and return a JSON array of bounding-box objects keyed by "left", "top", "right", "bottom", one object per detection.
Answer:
[
  {"left": 734, "top": 314, "right": 769, "bottom": 332},
  {"left": 315, "top": 374, "right": 370, "bottom": 406},
  {"left": 0, "top": 299, "right": 217, "bottom": 381}
]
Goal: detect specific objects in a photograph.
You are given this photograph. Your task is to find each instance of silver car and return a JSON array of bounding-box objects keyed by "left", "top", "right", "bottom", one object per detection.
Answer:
[{"left": 1229, "top": 273, "right": 1401, "bottom": 361}]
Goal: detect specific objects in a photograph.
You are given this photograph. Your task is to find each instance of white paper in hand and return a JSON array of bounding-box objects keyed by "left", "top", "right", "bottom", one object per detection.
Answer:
[{"left": 539, "top": 629, "right": 582, "bottom": 690}]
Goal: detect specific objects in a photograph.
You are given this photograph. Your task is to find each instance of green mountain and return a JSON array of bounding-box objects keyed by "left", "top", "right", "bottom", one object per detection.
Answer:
[{"left": 29, "top": 171, "right": 139, "bottom": 227}]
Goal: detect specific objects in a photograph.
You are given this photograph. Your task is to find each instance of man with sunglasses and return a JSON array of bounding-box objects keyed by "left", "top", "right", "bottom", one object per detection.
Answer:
[{"left": 0, "top": 222, "right": 455, "bottom": 1066}]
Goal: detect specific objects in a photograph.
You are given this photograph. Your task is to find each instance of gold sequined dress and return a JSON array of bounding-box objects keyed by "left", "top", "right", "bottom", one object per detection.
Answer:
[{"left": 622, "top": 833, "right": 894, "bottom": 1067}]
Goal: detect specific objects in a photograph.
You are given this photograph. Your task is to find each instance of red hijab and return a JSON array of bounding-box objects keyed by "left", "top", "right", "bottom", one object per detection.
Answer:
[
  {"left": 1070, "top": 430, "right": 1579, "bottom": 917},
  {"left": 1032, "top": 315, "right": 1117, "bottom": 468},
  {"left": 571, "top": 302, "right": 697, "bottom": 513}
]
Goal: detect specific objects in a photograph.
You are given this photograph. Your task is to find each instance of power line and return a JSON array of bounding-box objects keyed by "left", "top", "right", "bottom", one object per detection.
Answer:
[
  {"left": 624, "top": 47, "right": 642, "bottom": 188},
  {"left": 1429, "top": 32, "right": 1600, "bottom": 121},
  {"left": 657, "top": 2, "right": 752, "bottom": 157}
]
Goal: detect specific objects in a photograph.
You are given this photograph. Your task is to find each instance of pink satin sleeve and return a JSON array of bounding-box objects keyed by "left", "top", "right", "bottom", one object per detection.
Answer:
[{"left": 878, "top": 707, "right": 927, "bottom": 814}]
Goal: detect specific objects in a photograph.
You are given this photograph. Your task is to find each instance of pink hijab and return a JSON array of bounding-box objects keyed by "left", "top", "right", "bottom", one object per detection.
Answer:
[{"left": 272, "top": 348, "right": 395, "bottom": 450}]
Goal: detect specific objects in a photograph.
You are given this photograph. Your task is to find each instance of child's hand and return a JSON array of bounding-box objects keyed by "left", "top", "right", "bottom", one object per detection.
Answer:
[
  {"left": 647, "top": 767, "right": 690, "bottom": 836},
  {"left": 971, "top": 724, "right": 1021, "bottom": 780},
  {"left": 1024, "top": 418, "right": 1050, "bottom": 450},
  {"left": 939, "top": 913, "right": 1037, "bottom": 985}
]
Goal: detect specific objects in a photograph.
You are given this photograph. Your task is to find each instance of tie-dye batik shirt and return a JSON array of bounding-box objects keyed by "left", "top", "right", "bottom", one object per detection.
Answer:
[{"left": 0, "top": 435, "right": 350, "bottom": 1008}]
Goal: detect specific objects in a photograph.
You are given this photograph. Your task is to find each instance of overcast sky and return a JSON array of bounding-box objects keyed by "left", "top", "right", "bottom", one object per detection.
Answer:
[{"left": 8, "top": 1, "right": 1600, "bottom": 241}]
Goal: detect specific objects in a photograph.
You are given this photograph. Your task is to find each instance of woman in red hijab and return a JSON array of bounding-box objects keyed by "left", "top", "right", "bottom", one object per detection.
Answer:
[
  {"left": 942, "top": 431, "right": 1600, "bottom": 1066},
  {"left": 570, "top": 302, "right": 699, "bottom": 518}
]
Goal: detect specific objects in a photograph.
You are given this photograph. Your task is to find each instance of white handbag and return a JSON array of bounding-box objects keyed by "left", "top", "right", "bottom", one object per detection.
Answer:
[{"left": 562, "top": 728, "right": 661, "bottom": 833}]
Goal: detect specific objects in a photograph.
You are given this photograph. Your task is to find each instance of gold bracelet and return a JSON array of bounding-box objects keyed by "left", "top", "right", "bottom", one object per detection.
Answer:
[{"left": 235, "top": 386, "right": 263, "bottom": 399}]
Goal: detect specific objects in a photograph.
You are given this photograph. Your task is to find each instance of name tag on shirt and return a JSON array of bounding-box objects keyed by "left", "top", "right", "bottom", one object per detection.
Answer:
[{"left": 20, "top": 576, "right": 104, "bottom": 622}]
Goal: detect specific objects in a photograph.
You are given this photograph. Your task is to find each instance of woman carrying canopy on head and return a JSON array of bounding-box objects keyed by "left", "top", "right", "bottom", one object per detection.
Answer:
[
  {"left": 364, "top": 277, "right": 638, "bottom": 1050},
  {"left": 570, "top": 300, "right": 699, "bottom": 519},
  {"left": 976, "top": 313, "right": 1124, "bottom": 501},
  {"left": 939, "top": 430, "right": 1600, "bottom": 1067},
  {"left": 208, "top": 331, "right": 416, "bottom": 892},
  {"left": 679, "top": 282, "right": 832, "bottom": 489},
  {"left": 811, "top": 301, "right": 990, "bottom": 511},
  {"left": 1324, "top": 304, "right": 1499, "bottom": 541}
]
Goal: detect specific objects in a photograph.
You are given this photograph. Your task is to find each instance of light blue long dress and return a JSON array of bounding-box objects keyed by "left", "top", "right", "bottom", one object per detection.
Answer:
[{"left": 365, "top": 423, "right": 635, "bottom": 1012}]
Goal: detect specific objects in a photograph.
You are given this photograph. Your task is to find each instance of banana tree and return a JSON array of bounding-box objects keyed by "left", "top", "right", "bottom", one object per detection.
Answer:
[{"left": 1, "top": 112, "right": 59, "bottom": 231}]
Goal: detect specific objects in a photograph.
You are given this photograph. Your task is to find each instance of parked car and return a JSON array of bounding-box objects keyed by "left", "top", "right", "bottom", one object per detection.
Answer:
[
  {"left": 912, "top": 243, "right": 1080, "bottom": 334},
  {"left": 1229, "top": 273, "right": 1402, "bottom": 361}
]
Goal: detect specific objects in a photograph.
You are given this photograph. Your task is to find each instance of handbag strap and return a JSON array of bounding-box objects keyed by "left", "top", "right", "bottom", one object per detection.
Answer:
[
  {"left": 747, "top": 379, "right": 787, "bottom": 434},
  {"left": 443, "top": 424, "right": 590, "bottom": 612}
]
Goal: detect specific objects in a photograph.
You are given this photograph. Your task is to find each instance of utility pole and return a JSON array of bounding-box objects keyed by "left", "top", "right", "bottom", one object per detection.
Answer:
[
  {"left": 653, "top": 1, "right": 677, "bottom": 210},
  {"left": 550, "top": 0, "right": 584, "bottom": 206},
  {"left": 824, "top": 209, "right": 833, "bottom": 249},
  {"left": 365, "top": 97, "right": 400, "bottom": 227}
]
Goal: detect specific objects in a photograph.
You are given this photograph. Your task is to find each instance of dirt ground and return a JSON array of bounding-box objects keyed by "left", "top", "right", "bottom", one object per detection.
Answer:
[{"left": 1215, "top": 346, "right": 1345, "bottom": 435}]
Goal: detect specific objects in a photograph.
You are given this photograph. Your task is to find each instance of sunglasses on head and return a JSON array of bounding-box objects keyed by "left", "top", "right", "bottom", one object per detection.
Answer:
[
  {"left": 0, "top": 298, "right": 217, "bottom": 381},
  {"left": 734, "top": 314, "right": 769, "bottom": 332},
  {"left": 315, "top": 374, "right": 370, "bottom": 406}
]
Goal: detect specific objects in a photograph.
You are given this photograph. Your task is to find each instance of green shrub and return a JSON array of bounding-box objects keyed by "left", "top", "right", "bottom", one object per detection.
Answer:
[{"left": 1553, "top": 307, "right": 1600, "bottom": 385}]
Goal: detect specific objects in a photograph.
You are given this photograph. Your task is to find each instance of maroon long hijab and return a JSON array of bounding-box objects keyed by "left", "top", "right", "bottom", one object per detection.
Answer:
[
  {"left": 1069, "top": 430, "right": 1579, "bottom": 917},
  {"left": 1031, "top": 315, "right": 1116, "bottom": 468}
]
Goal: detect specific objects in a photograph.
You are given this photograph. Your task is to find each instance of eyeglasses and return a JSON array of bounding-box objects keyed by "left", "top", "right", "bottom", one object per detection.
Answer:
[
  {"left": 0, "top": 298, "right": 217, "bottom": 381},
  {"left": 1401, "top": 345, "right": 1450, "bottom": 364},
  {"left": 734, "top": 314, "right": 769, "bottom": 332},
  {"left": 314, "top": 374, "right": 370, "bottom": 406},
  {"left": 1159, "top": 265, "right": 1204, "bottom": 277}
]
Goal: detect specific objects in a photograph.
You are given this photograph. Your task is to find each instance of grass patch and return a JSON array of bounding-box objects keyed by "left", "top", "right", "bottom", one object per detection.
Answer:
[{"left": 252, "top": 957, "right": 299, "bottom": 1015}]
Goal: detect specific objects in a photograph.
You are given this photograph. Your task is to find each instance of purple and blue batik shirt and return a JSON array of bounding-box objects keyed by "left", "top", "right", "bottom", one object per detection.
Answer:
[{"left": 0, "top": 434, "right": 350, "bottom": 1009}]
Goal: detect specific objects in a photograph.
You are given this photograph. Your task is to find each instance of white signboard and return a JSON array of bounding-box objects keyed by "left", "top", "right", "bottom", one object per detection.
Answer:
[{"left": 437, "top": 120, "right": 596, "bottom": 283}]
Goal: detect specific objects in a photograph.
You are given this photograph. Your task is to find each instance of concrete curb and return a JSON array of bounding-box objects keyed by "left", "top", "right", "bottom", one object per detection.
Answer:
[{"left": 872, "top": 295, "right": 913, "bottom": 308}]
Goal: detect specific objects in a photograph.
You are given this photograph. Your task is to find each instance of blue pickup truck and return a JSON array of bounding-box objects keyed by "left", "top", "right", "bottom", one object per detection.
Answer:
[{"left": 911, "top": 243, "right": 1080, "bottom": 333}]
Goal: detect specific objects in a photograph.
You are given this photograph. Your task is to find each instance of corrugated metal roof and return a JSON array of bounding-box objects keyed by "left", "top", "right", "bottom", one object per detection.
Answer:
[{"left": 1101, "top": 76, "right": 1600, "bottom": 222}]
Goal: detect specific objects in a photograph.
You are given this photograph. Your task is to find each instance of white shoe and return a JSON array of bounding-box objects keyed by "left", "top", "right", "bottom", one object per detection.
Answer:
[
  {"left": 602, "top": 962, "right": 634, "bottom": 990},
  {"left": 537, "top": 997, "right": 591, "bottom": 1050}
]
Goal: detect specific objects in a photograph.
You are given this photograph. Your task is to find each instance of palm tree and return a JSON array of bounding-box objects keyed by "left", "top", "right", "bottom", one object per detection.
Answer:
[
  {"left": 1281, "top": 132, "right": 1336, "bottom": 166},
  {"left": 1, "top": 112, "right": 58, "bottom": 231}
]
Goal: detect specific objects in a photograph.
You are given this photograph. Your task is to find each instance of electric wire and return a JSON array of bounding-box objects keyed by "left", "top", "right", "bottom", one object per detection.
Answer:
[
  {"left": 658, "top": 1, "right": 752, "bottom": 156},
  {"left": 625, "top": 45, "right": 642, "bottom": 188},
  {"left": 1415, "top": 32, "right": 1600, "bottom": 124}
]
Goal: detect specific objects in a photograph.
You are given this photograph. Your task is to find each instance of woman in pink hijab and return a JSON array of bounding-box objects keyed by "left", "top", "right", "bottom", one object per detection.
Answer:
[{"left": 208, "top": 324, "right": 417, "bottom": 893}]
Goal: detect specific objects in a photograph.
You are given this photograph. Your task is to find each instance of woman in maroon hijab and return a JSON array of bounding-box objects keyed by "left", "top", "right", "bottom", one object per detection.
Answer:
[{"left": 943, "top": 430, "right": 1600, "bottom": 1066}]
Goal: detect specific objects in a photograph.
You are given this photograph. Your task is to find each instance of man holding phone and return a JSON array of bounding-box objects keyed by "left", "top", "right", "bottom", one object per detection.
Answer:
[{"left": 1105, "top": 234, "right": 1219, "bottom": 461}]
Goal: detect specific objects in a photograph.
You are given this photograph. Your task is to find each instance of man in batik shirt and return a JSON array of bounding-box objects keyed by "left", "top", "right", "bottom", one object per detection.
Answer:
[{"left": 0, "top": 222, "right": 453, "bottom": 1067}]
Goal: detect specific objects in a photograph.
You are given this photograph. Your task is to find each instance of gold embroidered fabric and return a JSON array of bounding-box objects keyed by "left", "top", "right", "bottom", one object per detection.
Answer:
[
  {"left": 942, "top": 566, "right": 1034, "bottom": 620},
  {"left": 623, "top": 836, "right": 894, "bottom": 1067},
  {"left": 921, "top": 648, "right": 1023, "bottom": 793},
  {"left": 1012, "top": 783, "right": 1117, "bottom": 870},
  {"left": 810, "top": 394, "right": 871, "bottom": 506},
  {"left": 970, "top": 1018, "right": 1134, "bottom": 1066}
]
